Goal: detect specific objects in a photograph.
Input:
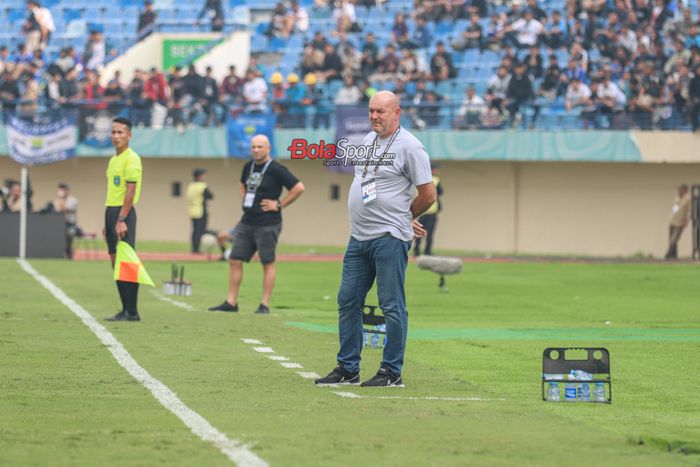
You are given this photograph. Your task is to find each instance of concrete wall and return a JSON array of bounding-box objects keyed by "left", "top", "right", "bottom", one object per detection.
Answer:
[
  {"left": 100, "top": 31, "right": 250, "bottom": 87},
  {"left": 0, "top": 157, "right": 697, "bottom": 258}
]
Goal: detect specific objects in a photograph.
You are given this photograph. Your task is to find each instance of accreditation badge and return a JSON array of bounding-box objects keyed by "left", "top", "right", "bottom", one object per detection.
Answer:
[
  {"left": 361, "top": 178, "right": 377, "bottom": 205},
  {"left": 243, "top": 191, "right": 256, "bottom": 208}
]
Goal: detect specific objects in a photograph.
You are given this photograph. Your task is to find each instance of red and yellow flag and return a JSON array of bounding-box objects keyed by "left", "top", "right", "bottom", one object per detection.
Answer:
[{"left": 113, "top": 241, "right": 154, "bottom": 286}]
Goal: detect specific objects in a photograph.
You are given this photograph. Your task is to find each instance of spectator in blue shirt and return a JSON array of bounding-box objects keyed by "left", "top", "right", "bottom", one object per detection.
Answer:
[
  {"left": 543, "top": 10, "right": 567, "bottom": 49},
  {"left": 409, "top": 16, "right": 433, "bottom": 49},
  {"left": 282, "top": 73, "right": 306, "bottom": 128},
  {"left": 563, "top": 59, "right": 587, "bottom": 85}
]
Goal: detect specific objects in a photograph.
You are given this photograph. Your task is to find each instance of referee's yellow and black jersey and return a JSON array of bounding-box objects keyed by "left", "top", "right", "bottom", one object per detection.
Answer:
[{"left": 105, "top": 147, "right": 142, "bottom": 207}]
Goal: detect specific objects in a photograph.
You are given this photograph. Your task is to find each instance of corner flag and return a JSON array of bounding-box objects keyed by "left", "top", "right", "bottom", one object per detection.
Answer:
[{"left": 113, "top": 241, "right": 154, "bottom": 286}]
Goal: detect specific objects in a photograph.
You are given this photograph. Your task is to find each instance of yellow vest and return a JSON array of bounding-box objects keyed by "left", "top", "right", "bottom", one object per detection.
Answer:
[
  {"left": 424, "top": 176, "right": 440, "bottom": 215},
  {"left": 186, "top": 181, "right": 208, "bottom": 219}
]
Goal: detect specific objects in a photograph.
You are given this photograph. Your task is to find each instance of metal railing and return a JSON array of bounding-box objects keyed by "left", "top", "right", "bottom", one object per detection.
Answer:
[{"left": 1, "top": 98, "right": 695, "bottom": 132}]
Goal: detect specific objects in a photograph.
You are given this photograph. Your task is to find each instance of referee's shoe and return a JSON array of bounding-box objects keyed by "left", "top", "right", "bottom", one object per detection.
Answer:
[{"left": 105, "top": 310, "right": 141, "bottom": 321}]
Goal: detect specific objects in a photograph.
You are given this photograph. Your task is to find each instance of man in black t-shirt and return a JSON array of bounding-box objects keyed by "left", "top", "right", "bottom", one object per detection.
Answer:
[{"left": 209, "top": 134, "right": 304, "bottom": 314}]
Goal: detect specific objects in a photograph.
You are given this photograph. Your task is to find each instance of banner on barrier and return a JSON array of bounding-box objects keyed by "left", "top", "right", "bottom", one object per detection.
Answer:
[
  {"left": 6, "top": 116, "right": 77, "bottom": 166},
  {"left": 333, "top": 105, "right": 370, "bottom": 173},
  {"left": 78, "top": 108, "right": 115, "bottom": 149},
  {"left": 226, "top": 113, "right": 276, "bottom": 158}
]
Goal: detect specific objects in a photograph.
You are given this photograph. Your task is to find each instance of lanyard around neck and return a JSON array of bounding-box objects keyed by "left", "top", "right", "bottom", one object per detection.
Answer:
[
  {"left": 362, "top": 126, "right": 400, "bottom": 179},
  {"left": 247, "top": 159, "right": 272, "bottom": 193}
]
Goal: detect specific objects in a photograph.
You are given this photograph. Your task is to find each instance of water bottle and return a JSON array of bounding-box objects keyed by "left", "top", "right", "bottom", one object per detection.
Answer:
[
  {"left": 370, "top": 329, "right": 380, "bottom": 348},
  {"left": 378, "top": 324, "right": 387, "bottom": 348},
  {"left": 593, "top": 382, "right": 606, "bottom": 402},
  {"left": 546, "top": 382, "right": 561, "bottom": 401},
  {"left": 578, "top": 382, "right": 590, "bottom": 401},
  {"left": 362, "top": 329, "right": 369, "bottom": 347},
  {"left": 564, "top": 381, "right": 577, "bottom": 401}
]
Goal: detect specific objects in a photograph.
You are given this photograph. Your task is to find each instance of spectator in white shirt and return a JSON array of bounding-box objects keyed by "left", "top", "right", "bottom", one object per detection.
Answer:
[
  {"left": 38, "top": 4, "right": 55, "bottom": 49},
  {"left": 487, "top": 65, "right": 511, "bottom": 112},
  {"left": 84, "top": 30, "right": 105, "bottom": 71},
  {"left": 565, "top": 78, "right": 591, "bottom": 111},
  {"left": 618, "top": 24, "right": 637, "bottom": 55},
  {"left": 332, "top": 0, "right": 356, "bottom": 34},
  {"left": 597, "top": 75, "right": 626, "bottom": 128},
  {"left": 335, "top": 75, "right": 362, "bottom": 104},
  {"left": 242, "top": 69, "right": 269, "bottom": 113},
  {"left": 454, "top": 85, "right": 487, "bottom": 129},
  {"left": 507, "top": 10, "right": 543, "bottom": 48},
  {"left": 288, "top": 0, "right": 309, "bottom": 33}
]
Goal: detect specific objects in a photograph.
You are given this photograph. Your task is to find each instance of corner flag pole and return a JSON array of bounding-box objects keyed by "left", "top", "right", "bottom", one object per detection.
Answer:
[{"left": 19, "top": 166, "right": 28, "bottom": 259}]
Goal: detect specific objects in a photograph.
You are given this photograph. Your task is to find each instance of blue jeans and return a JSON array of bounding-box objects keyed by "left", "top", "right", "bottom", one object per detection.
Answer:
[{"left": 336, "top": 234, "right": 411, "bottom": 375}]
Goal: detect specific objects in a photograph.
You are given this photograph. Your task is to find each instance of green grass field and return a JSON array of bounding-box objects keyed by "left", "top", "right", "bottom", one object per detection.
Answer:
[{"left": 2, "top": 257, "right": 699, "bottom": 466}]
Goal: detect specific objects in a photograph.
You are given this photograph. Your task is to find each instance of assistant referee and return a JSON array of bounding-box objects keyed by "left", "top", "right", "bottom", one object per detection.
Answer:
[{"left": 105, "top": 117, "right": 143, "bottom": 322}]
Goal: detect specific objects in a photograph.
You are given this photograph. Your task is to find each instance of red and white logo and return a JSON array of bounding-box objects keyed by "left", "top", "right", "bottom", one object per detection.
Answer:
[{"left": 287, "top": 138, "right": 395, "bottom": 167}]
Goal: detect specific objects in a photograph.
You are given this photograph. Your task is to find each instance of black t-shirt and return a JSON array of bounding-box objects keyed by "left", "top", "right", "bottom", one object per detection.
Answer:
[
  {"left": 240, "top": 160, "right": 299, "bottom": 226},
  {"left": 169, "top": 75, "right": 185, "bottom": 101}
]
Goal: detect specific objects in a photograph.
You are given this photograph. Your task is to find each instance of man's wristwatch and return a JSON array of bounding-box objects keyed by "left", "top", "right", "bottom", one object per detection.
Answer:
[
  {"left": 276, "top": 200, "right": 282, "bottom": 211},
  {"left": 117, "top": 216, "right": 126, "bottom": 222}
]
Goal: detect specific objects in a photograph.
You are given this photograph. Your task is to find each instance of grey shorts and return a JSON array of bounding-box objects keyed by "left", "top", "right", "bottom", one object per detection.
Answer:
[{"left": 229, "top": 223, "right": 282, "bottom": 264}]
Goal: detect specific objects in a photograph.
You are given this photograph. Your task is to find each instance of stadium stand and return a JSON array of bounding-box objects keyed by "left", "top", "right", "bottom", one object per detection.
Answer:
[{"left": 2, "top": 0, "right": 700, "bottom": 130}]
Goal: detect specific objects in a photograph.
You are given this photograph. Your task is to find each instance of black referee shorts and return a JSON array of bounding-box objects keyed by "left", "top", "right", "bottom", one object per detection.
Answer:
[{"left": 105, "top": 206, "right": 136, "bottom": 255}]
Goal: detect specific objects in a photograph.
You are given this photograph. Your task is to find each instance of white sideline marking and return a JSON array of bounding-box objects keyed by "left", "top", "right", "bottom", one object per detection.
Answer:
[
  {"left": 151, "top": 291, "right": 195, "bottom": 312},
  {"left": 297, "top": 372, "right": 321, "bottom": 379},
  {"left": 241, "top": 339, "right": 262, "bottom": 344},
  {"left": 280, "top": 362, "right": 303, "bottom": 369},
  {"left": 334, "top": 391, "right": 504, "bottom": 401},
  {"left": 335, "top": 391, "right": 362, "bottom": 399},
  {"left": 18, "top": 259, "right": 267, "bottom": 467},
  {"left": 267, "top": 356, "right": 290, "bottom": 361},
  {"left": 253, "top": 347, "right": 274, "bottom": 353}
]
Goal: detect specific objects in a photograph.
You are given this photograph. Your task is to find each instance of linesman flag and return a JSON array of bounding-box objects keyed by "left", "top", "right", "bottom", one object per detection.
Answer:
[{"left": 113, "top": 241, "right": 155, "bottom": 286}]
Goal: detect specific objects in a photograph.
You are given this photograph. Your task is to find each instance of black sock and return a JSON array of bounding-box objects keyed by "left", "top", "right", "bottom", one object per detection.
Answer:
[
  {"left": 125, "top": 282, "right": 140, "bottom": 315},
  {"left": 116, "top": 281, "right": 128, "bottom": 312}
]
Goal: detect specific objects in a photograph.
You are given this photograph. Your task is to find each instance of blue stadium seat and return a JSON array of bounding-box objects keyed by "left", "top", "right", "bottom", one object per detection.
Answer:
[
  {"left": 435, "top": 20, "right": 454, "bottom": 36},
  {"left": 8, "top": 8, "right": 25, "bottom": 23},
  {"left": 157, "top": 8, "right": 176, "bottom": 20},
  {"left": 228, "top": 5, "right": 250, "bottom": 27},
  {"left": 62, "top": 7, "right": 82, "bottom": 22}
]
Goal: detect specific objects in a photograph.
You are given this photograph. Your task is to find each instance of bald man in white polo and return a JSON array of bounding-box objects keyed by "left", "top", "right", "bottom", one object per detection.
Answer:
[{"left": 316, "top": 91, "right": 437, "bottom": 387}]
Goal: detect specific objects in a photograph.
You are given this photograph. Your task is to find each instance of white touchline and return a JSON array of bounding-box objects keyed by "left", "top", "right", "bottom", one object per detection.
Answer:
[
  {"left": 18, "top": 259, "right": 267, "bottom": 467},
  {"left": 150, "top": 290, "right": 195, "bottom": 312},
  {"left": 334, "top": 391, "right": 362, "bottom": 399},
  {"left": 297, "top": 372, "right": 321, "bottom": 379},
  {"left": 267, "top": 356, "right": 290, "bottom": 361},
  {"left": 333, "top": 391, "right": 504, "bottom": 401},
  {"left": 241, "top": 339, "right": 262, "bottom": 344},
  {"left": 280, "top": 363, "right": 303, "bottom": 369},
  {"left": 253, "top": 347, "right": 274, "bottom": 353}
]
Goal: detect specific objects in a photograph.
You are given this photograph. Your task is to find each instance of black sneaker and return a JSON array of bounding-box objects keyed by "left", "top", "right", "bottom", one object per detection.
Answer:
[
  {"left": 106, "top": 311, "right": 141, "bottom": 322},
  {"left": 254, "top": 304, "right": 270, "bottom": 314},
  {"left": 361, "top": 367, "right": 404, "bottom": 387},
  {"left": 208, "top": 301, "right": 239, "bottom": 312},
  {"left": 105, "top": 310, "right": 126, "bottom": 321},
  {"left": 315, "top": 365, "right": 361, "bottom": 386}
]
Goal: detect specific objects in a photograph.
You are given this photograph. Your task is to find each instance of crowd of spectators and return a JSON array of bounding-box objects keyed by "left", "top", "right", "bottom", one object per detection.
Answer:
[
  {"left": 4, "top": 0, "right": 700, "bottom": 131},
  {"left": 291, "top": 0, "right": 700, "bottom": 130}
]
